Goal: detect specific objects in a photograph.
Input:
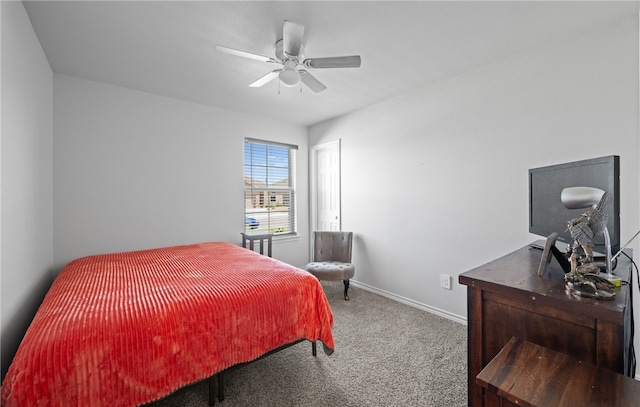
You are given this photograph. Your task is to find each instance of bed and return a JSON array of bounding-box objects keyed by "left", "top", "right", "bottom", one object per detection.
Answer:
[{"left": 1, "top": 242, "right": 335, "bottom": 406}]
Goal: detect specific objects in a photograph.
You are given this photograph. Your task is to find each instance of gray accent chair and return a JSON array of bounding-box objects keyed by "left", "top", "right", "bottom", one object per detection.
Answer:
[{"left": 305, "top": 231, "right": 355, "bottom": 300}]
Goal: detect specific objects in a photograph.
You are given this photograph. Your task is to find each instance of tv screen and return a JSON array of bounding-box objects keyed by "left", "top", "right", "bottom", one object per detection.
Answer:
[{"left": 529, "top": 155, "right": 620, "bottom": 254}]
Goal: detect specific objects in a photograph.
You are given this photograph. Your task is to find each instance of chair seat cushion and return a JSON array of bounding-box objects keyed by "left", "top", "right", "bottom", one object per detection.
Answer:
[{"left": 306, "top": 261, "right": 355, "bottom": 281}]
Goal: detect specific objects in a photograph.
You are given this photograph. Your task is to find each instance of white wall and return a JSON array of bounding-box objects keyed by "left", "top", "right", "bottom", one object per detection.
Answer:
[
  {"left": 53, "top": 75, "right": 310, "bottom": 269},
  {"left": 1, "top": 1, "right": 54, "bottom": 379},
  {"left": 310, "top": 15, "right": 640, "bottom": 343}
]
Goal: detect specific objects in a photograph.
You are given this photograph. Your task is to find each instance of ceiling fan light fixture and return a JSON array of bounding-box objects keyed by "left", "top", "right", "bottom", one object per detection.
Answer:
[{"left": 279, "top": 69, "right": 300, "bottom": 87}]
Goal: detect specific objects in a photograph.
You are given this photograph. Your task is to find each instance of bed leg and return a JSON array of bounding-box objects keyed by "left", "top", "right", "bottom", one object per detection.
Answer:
[
  {"left": 208, "top": 376, "right": 216, "bottom": 406},
  {"left": 218, "top": 372, "right": 225, "bottom": 402},
  {"left": 312, "top": 341, "right": 317, "bottom": 356}
]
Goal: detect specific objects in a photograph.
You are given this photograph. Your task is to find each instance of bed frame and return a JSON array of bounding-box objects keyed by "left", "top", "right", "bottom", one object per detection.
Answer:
[{"left": 207, "top": 338, "right": 316, "bottom": 405}]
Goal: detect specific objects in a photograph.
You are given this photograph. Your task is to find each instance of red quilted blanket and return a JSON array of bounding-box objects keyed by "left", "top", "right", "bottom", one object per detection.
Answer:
[{"left": 1, "top": 242, "right": 334, "bottom": 406}]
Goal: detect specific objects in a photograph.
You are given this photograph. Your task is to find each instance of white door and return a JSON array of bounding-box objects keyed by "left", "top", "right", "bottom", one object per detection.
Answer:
[{"left": 311, "top": 140, "right": 341, "bottom": 231}]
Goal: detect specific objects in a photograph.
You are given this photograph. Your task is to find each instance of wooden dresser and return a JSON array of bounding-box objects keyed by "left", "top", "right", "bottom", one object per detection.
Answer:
[{"left": 459, "top": 245, "right": 634, "bottom": 407}]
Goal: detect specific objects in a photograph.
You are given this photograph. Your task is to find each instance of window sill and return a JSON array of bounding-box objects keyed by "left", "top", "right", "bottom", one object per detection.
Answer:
[{"left": 273, "top": 234, "right": 300, "bottom": 243}]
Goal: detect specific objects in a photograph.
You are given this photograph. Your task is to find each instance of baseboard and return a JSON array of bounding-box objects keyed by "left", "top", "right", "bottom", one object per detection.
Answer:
[{"left": 349, "top": 280, "right": 468, "bottom": 326}]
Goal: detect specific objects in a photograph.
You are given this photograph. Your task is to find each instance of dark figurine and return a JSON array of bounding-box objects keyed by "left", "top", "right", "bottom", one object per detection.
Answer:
[
  {"left": 564, "top": 192, "right": 615, "bottom": 300},
  {"left": 565, "top": 191, "right": 609, "bottom": 273}
]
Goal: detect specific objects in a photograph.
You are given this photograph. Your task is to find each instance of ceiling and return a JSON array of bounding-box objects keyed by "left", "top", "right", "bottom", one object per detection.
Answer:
[{"left": 23, "top": 1, "right": 640, "bottom": 127}]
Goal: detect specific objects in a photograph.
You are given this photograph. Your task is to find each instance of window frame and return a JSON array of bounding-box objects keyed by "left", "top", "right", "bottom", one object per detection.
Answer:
[{"left": 243, "top": 138, "right": 298, "bottom": 237}]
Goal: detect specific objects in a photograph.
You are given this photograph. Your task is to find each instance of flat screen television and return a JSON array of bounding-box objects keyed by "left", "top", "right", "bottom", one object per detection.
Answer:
[{"left": 529, "top": 155, "right": 620, "bottom": 255}]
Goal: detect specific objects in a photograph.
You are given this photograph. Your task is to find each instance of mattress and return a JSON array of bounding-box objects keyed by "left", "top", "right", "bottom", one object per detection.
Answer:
[{"left": 1, "top": 242, "right": 334, "bottom": 406}]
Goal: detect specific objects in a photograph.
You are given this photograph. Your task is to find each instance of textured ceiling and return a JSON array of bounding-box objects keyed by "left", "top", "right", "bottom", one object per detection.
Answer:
[{"left": 24, "top": 1, "right": 640, "bottom": 127}]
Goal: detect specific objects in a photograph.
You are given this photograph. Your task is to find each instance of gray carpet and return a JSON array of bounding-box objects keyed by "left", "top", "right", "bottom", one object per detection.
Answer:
[{"left": 148, "top": 281, "right": 468, "bottom": 406}]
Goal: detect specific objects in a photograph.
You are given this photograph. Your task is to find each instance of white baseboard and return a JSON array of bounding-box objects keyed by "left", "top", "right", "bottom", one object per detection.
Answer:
[{"left": 349, "top": 280, "right": 468, "bottom": 326}]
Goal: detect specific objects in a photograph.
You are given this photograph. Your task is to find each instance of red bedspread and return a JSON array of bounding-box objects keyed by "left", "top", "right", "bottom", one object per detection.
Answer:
[{"left": 1, "top": 242, "right": 334, "bottom": 406}]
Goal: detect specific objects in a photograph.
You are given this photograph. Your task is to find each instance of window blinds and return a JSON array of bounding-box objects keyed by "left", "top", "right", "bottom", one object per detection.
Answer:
[{"left": 243, "top": 139, "right": 297, "bottom": 235}]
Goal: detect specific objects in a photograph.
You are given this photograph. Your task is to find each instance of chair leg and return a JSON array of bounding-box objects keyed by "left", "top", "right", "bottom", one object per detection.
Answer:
[{"left": 343, "top": 279, "right": 350, "bottom": 301}]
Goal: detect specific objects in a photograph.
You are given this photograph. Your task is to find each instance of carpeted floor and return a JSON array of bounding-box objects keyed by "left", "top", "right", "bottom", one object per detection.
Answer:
[{"left": 148, "top": 281, "right": 468, "bottom": 406}]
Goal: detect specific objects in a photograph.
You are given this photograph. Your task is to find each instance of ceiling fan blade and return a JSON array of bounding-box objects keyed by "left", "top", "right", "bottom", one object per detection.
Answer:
[
  {"left": 215, "top": 45, "right": 278, "bottom": 63},
  {"left": 299, "top": 70, "right": 327, "bottom": 93},
  {"left": 283, "top": 20, "right": 304, "bottom": 58},
  {"left": 303, "top": 55, "right": 361, "bottom": 69},
  {"left": 249, "top": 70, "right": 282, "bottom": 87}
]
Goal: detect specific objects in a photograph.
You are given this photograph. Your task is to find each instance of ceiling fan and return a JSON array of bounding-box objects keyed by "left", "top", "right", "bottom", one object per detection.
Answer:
[{"left": 215, "top": 20, "right": 361, "bottom": 93}]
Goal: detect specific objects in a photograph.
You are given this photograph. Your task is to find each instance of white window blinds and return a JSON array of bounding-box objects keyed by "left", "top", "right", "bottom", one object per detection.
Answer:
[{"left": 243, "top": 138, "right": 297, "bottom": 236}]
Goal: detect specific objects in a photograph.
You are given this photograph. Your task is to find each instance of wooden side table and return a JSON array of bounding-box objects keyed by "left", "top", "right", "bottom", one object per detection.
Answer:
[
  {"left": 477, "top": 337, "right": 640, "bottom": 407},
  {"left": 241, "top": 232, "right": 273, "bottom": 257}
]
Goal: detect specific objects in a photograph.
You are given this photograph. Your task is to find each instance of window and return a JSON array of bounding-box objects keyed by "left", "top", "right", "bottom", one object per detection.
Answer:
[{"left": 244, "top": 138, "right": 297, "bottom": 235}]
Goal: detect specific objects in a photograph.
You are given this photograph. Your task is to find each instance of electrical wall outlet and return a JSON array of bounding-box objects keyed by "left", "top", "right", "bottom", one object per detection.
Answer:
[{"left": 440, "top": 273, "right": 452, "bottom": 290}]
